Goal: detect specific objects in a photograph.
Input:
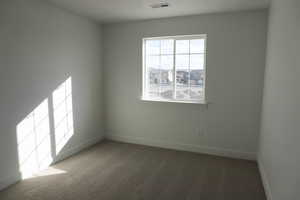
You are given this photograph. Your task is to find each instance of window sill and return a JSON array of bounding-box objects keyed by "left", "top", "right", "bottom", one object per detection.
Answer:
[{"left": 141, "top": 97, "right": 208, "bottom": 105}]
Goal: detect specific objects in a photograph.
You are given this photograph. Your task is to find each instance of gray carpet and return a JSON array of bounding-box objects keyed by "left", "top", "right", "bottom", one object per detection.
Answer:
[{"left": 0, "top": 141, "right": 266, "bottom": 200}]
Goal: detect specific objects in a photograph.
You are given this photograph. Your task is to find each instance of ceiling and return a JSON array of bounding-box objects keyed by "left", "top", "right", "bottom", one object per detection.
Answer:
[{"left": 46, "top": 0, "right": 269, "bottom": 23}]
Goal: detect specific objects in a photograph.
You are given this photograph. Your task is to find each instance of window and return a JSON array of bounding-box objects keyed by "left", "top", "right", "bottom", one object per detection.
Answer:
[{"left": 142, "top": 35, "right": 207, "bottom": 103}]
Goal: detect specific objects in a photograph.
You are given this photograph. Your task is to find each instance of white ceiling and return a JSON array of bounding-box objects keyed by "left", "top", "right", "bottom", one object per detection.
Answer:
[{"left": 46, "top": 0, "right": 269, "bottom": 23}]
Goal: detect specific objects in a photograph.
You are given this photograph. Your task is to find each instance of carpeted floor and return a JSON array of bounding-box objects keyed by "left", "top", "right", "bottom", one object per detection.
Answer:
[{"left": 0, "top": 141, "right": 266, "bottom": 200}]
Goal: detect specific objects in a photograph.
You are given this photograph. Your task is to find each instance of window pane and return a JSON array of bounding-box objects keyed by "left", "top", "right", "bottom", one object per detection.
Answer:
[
  {"left": 146, "top": 40, "right": 160, "bottom": 55},
  {"left": 147, "top": 68, "right": 160, "bottom": 98},
  {"left": 146, "top": 55, "right": 160, "bottom": 69},
  {"left": 175, "top": 55, "right": 189, "bottom": 69},
  {"left": 190, "top": 39, "right": 205, "bottom": 53},
  {"left": 190, "top": 86, "right": 204, "bottom": 100},
  {"left": 159, "top": 70, "right": 173, "bottom": 99},
  {"left": 160, "top": 70, "right": 173, "bottom": 84},
  {"left": 190, "top": 70, "right": 205, "bottom": 100},
  {"left": 176, "top": 40, "right": 189, "bottom": 54},
  {"left": 190, "top": 70, "right": 204, "bottom": 86},
  {"left": 176, "top": 70, "right": 189, "bottom": 99},
  {"left": 161, "top": 40, "right": 174, "bottom": 54},
  {"left": 190, "top": 54, "right": 204, "bottom": 70},
  {"left": 161, "top": 55, "right": 173, "bottom": 69}
]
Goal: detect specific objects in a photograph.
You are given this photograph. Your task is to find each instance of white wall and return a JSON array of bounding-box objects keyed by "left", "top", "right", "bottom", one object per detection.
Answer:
[
  {"left": 258, "top": 0, "right": 300, "bottom": 200},
  {"left": 0, "top": 0, "right": 103, "bottom": 189},
  {"left": 103, "top": 10, "right": 268, "bottom": 160}
]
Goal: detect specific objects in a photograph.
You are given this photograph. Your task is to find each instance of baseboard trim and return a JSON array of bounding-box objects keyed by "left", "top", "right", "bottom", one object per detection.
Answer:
[
  {"left": 106, "top": 134, "right": 256, "bottom": 161},
  {"left": 54, "top": 135, "right": 104, "bottom": 163},
  {"left": 258, "top": 158, "right": 273, "bottom": 200},
  {"left": 0, "top": 172, "right": 21, "bottom": 192}
]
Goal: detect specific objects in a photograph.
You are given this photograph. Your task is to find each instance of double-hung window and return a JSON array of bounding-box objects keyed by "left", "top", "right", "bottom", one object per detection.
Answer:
[{"left": 142, "top": 35, "right": 207, "bottom": 103}]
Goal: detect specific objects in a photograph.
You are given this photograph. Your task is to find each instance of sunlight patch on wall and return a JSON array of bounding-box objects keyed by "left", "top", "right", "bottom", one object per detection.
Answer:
[
  {"left": 16, "top": 99, "right": 52, "bottom": 179},
  {"left": 16, "top": 77, "right": 74, "bottom": 179},
  {"left": 53, "top": 77, "right": 74, "bottom": 155}
]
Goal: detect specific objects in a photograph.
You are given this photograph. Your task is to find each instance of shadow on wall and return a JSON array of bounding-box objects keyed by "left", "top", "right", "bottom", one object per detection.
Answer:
[{"left": 16, "top": 77, "right": 74, "bottom": 179}]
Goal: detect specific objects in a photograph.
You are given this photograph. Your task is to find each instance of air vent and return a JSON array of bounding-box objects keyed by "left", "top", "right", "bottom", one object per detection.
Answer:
[{"left": 150, "top": 2, "right": 170, "bottom": 9}]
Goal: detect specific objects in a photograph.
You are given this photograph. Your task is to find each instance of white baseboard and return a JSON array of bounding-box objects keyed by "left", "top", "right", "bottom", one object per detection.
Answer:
[
  {"left": 258, "top": 158, "right": 273, "bottom": 200},
  {"left": 0, "top": 172, "right": 21, "bottom": 192},
  {"left": 54, "top": 135, "right": 104, "bottom": 163},
  {"left": 106, "top": 134, "right": 256, "bottom": 161}
]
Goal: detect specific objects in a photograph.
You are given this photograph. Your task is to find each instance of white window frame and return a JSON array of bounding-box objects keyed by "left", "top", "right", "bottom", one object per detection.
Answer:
[{"left": 142, "top": 34, "right": 207, "bottom": 104}]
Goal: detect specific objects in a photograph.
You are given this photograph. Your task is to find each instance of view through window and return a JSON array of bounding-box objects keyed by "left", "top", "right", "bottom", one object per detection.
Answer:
[{"left": 143, "top": 35, "right": 206, "bottom": 103}]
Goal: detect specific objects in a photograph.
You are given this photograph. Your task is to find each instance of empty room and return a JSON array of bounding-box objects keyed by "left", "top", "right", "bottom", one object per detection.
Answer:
[{"left": 0, "top": 0, "right": 299, "bottom": 199}]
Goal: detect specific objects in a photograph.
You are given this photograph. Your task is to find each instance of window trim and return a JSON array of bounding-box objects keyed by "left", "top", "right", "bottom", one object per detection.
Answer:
[{"left": 142, "top": 34, "right": 207, "bottom": 104}]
